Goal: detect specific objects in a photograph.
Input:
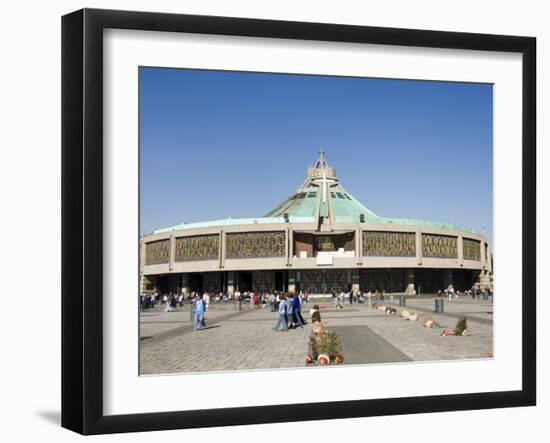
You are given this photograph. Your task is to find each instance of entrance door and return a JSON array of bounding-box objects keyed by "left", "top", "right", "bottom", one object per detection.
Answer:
[
  {"left": 188, "top": 273, "right": 204, "bottom": 293},
  {"left": 238, "top": 272, "right": 253, "bottom": 292},
  {"left": 274, "top": 271, "right": 285, "bottom": 292}
]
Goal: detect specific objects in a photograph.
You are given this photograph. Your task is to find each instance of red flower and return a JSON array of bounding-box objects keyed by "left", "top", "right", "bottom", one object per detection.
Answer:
[
  {"left": 334, "top": 354, "right": 344, "bottom": 364},
  {"left": 305, "top": 355, "right": 313, "bottom": 364},
  {"left": 317, "top": 354, "right": 330, "bottom": 365}
]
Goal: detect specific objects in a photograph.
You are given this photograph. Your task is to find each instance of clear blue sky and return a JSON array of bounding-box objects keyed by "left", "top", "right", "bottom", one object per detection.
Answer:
[{"left": 140, "top": 67, "right": 493, "bottom": 244}]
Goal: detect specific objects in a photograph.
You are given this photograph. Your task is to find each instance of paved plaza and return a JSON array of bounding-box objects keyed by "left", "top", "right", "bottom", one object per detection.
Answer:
[{"left": 139, "top": 296, "right": 493, "bottom": 375}]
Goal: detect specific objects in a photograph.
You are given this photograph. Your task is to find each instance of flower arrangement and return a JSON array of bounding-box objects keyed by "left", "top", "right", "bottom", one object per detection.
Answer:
[
  {"left": 307, "top": 322, "right": 343, "bottom": 365},
  {"left": 440, "top": 317, "right": 469, "bottom": 336}
]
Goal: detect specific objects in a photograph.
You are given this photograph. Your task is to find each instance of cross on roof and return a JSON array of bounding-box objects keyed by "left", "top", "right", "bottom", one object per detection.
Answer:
[{"left": 319, "top": 149, "right": 326, "bottom": 161}]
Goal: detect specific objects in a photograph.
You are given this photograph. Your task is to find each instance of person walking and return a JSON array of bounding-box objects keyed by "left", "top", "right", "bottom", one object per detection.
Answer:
[
  {"left": 292, "top": 293, "right": 305, "bottom": 327},
  {"left": 193, "top": 294, "right": 206, "bottom": 330},
  {"left": 286, "top": 295, "right": 295, "bottom": 329},
  {"left": 273, "top": 295, "right": 289, "bottom": 332}
]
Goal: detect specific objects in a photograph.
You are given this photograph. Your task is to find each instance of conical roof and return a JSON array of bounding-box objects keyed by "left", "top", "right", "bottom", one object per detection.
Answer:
[
  {"left": 265, "top": 150, "right": 380, "bottom": 227},
  {"left": 152, "top": 150, "right": 477, "bottom": 235}
]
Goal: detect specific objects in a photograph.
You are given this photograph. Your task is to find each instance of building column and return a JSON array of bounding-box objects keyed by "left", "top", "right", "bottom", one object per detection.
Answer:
[
  {"left": 480, "top": 240, "right": 486, "bottom": 266},
  {"left": 351, "top": 269, "right": 360, "bottom": 294},
  {"left": 416, "top": 230, "right": 423, "bottom": 266},
  {"left": 287, "top": 270, "right": 296, "bottom": 293},
  {"left": 220, "top": 230, "right": 225, "bottom": 269},
  {"left": 443, "top": 269, "right": 453, "bottom": 290},
  {"left": 169, "top": 234, "right": 175, "bottom": 271},
  {"left": 356, "top": 228, "right": 362, "bottom": 265},
  {"left": 404, "top": 269, "right": 415, "bottom": 294},
  {"left": 227, "top": 271, "right": 235, "bottom": 297},
  {"left": 286, "top": 228, "right": 293, "bottom": 266},
  {"left": 458, "top": 234, "right": 464, "bottom": 267}
]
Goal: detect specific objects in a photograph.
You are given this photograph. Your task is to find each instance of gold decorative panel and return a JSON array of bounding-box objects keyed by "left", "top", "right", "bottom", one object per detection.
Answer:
[
  {"left": 175, "top": 235, "right": 219, "bottom": 262},
  {"left": 145, "top": 239, "right": 170, "bottom": 265},
  {"left": 422, "top": 234, "right": 458, "bottom": 259},
  {"left": 226, "top": 231, "right": 285, "bottom": 259},
  {"left": 363, "top": 231, "right": 416, "bottom": 257},
  {"left": 463, "top": 238, "right": 481, "bottom": 261}
]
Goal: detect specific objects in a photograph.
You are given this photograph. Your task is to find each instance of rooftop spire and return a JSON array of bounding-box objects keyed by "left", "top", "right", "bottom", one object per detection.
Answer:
[{"left": 315, "top": 148, "right": 328, "bottom": 169}]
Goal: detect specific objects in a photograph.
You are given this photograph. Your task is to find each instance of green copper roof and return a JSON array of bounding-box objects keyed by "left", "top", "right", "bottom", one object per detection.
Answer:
[
  {"left": 331, "top": 191, "right": 380, "bottom": 224},
  {"left": 153, "top": 216, "right": 315, "bottom": 234},
  {"left": 264, "top": 191, "right": 317, "bottom": 218}
]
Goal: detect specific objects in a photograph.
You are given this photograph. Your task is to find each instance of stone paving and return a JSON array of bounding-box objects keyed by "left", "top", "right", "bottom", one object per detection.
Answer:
[
  {"left": 353, "top": 299, "right": 493, "bottom": 362},
  {"left": 139, "top": 297, "right": 494, "bottom": 375},
  {"left": 140, "top": 304, "right": 311, "bottom": 374}
]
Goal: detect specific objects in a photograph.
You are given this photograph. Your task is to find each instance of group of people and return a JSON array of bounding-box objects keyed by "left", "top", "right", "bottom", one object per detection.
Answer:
[
  {"left": 330, "top": 290, "right": 371, "bottom": 305},
  {"left": 438, "top": 286, "right": 459, "bottom": 301},
  {"left": 272, "top": 293, "right": 307, "bottom": 332},
  {"left": 267, "top": 291, "right": 310, "bottom": 312},
  {"left": 140, "top": 291, "right": 207, "bottom": 312},
  {"left": 436, "top": 285, "right": 494, "bottom": 302}
]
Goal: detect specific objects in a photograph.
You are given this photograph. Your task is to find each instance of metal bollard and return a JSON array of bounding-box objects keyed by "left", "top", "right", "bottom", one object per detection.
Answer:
[
  {"left": 399, "top": 295, "right": 406, "bottom": 307},
  {"left": 190, "top": 306, "right": 194, "bottom": 322},
  {"left": 435, "top": 298, "right": 445, "bottom": 313}
]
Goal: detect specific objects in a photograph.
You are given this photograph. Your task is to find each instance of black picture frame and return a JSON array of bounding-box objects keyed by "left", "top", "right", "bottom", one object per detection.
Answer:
[{"left": 61, "top": 8, "right": 536, "bottom": 435}]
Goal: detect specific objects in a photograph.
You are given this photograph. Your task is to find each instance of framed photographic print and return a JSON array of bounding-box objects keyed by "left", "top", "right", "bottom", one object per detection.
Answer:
[{"left": 61, "top": 8, "right": 536, "bottom": 435}]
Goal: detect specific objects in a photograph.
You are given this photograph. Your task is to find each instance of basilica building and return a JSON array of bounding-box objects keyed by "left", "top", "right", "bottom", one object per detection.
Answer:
[{"left": 140, "top": 152, "right": 492, "bottom": 296}]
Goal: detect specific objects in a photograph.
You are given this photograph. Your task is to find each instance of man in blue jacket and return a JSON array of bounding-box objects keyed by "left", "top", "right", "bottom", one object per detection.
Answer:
[{"left": 292, "top": 293, "right": 305, "bottom": 328}]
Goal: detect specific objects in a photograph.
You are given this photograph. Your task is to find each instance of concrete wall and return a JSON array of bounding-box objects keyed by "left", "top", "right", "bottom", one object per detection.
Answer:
[{"left": 141, "top": 222, "right": 491, "bottom": 277}]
